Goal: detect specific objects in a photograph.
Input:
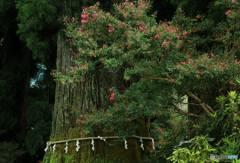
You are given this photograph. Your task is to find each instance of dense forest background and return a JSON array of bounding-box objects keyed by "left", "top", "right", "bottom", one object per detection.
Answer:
[{"left": 0, "top": 0, "right": 239, "bottom": 162}]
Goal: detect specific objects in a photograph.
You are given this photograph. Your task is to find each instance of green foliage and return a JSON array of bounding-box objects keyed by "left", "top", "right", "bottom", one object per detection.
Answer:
[
  {"left": 0, "top": 0, "right": 17, "bottom": 35},
  {"left": 215, "top": 90, "right": 240, "bottom": 156},
  {"left": 170, "top": 0, "right": 215, "bottom": 17},
  {"left": 0, "top": 71, "right": 17, "bottom": 136},
  {"left": 55, "top": 0, "right": 240, "bottom": 97},
  {"left": 53, "top": 0, "right": 240, "bottom": 128},
  {"left": 167, "top": 88, "right": 240, "bottom": 162},
  {"left": 16, "top": 0, "right": 58, "bottom": 59},
  {"left": 49, "top": 0, "right": 240, "bottom": 162},
  {"left": 49, "top": 1, "right": 240, "bottom": 162},
  {"left": 0, "top": 141, "right": 25, "bottom": 163},
  {"left": 167, "top": 136, "right": 218, "bottom": 163},
  {"left": 24, "top": 64, "right": 54, "bottom": 157}
]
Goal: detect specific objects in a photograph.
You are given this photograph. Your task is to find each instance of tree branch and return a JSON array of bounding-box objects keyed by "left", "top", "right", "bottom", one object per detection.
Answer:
[
  {"left": 185, "top": 90, "right": 214, "bottom": 114},
  {"left": 158, "top": 107, "right": 204, "bottom": 119},
  {"left": 172, "top": 104, "right": 204, "bottom": 118},
  {"left": 138, "top": 73, "right": 175, "bottom": 83},
  {"left": 138, "top": 73, "right": 215, "bottom": 115}
]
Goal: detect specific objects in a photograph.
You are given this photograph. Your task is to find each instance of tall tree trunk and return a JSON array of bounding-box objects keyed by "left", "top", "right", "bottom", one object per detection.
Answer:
[{"left": 43, "top": 31, "right": 149, "bottom": 162}]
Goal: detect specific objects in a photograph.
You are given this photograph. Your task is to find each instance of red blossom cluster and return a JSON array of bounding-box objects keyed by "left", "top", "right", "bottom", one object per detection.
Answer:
[
  {"left": 162, "top": 40, "right": 167, "bottom": 47},
  {"left": 109, "top": 89, "right": 115, "bottom": 101},
  {"left": 123, "top": 2, "right": 133, "bottom": 7},
  {"left": 180, "top": 61, "right": 186, "bottom": 65},
  {"left": 80, "top": 6, "right": 99, "bottom": 24},
  {"left": 139, "top": 22, "right": 147, "bottom": 31},
  {"left": 107, "top": 24, "right": 115, "bottom": 33},
  {"left": 226, "top": 10, "right": 231, "bottom": 15},
  {"left": 81, "top": 10, "right": 90, "bottom": 24}
]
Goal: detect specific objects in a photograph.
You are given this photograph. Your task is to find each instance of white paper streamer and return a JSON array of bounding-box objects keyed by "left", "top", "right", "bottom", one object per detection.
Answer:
[
  {"left": 140, "top": 138, "right": 144, "bottom": 150},
  {"left": 44, "top": 136, "right": 156, "bottom": 153},
  {"left": 65, "top": 142, "right": 68, "bottom": 153},
  {"left": 151, "top": 138, "right": 155, "bottom": 150},
  {"left": 44, "top": 142, "right": 49, "bottom": 152},
  {"left": 124, "top": 138, "right": 128, "bottom": 149},
  {"left": 98, "top": 136, "right": 106, "bottom": 141},
  {"left": 91, "top": 139, "right": 95, "bottom": 151},
  {"left": 53, "top": 144, "right": 56, "bottom": 152},
  {"left": 76, "top": 140, "right": 80, "bottom": 152}
]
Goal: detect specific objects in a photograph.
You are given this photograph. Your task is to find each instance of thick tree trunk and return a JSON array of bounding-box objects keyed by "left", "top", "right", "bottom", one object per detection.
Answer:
[{"left": 43, "top": 32, "right": 149, "bottom": 162}]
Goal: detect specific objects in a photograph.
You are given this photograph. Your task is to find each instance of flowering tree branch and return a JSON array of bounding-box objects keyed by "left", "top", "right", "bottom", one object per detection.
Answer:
[{"left": 138, "top": 73, "right": 215, "bottom": 115}]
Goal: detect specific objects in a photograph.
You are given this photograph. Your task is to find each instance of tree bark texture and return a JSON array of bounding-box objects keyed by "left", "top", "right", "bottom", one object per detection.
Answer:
[{"left": 43, "top": 32, "right": 149, "bottom": 163}]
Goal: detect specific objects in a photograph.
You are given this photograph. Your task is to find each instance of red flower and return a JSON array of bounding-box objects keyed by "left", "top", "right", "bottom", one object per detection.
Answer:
[
  {"left": 110, "top": 92, "right": 115, "bottom": 100},
  {"left": 180, "top": 62, "right": 186, "bottom": 65},
  {"left": 108, "top": 29, "right": 115, "bottom": 33},
  {"left": 162, "top": 40, "right": 167, "bottom": 46},
  {"left": 226, "top": 10, "right": 231, "bottom": 15},
  {"left": 111, "top": 93, "right": 115, "bottom": 98},
  {"left": 81, "top": 19, "right": 88, "bottom": 24}
]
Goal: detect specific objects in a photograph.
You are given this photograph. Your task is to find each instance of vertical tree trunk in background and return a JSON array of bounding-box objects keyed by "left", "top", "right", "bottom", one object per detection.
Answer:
[
  {"left": 0, "top": 36, "right": 29, "bottom": 143},
  {"left": 43, "top": 31, "right": 148, "bottom": 162}
]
